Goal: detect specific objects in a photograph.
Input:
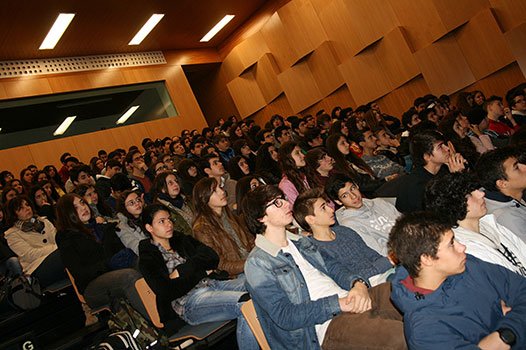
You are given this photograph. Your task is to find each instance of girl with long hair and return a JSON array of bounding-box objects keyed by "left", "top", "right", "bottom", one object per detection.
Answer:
[
  {"left": 192, "top": 177, "right": 254, "bottom": 276},
  {"left": 151, "top": 172, "right": 194, "bottom": 235},
  {"left": 278, "top": 141, "right": 311, "bottom": 205},
  {"left": 326, "top": 133, "right": 385, "bottom": 196},
  {"left": 304, "top": 147, "right": 335, "bottom": 189},
  {"left": 255, "top": 143, "right": 281, "bottom": 185},
  {"left": 55, "top": 194, "right": 143, "bottom": 315},
  {"left": 115, "top": 190, "right": 148, "bottom": 255},
  {"left": 74, "top": 184, "right": 114, "bottom": 223},
  {"left": 176, "top": 159, "right": 202, "bottom": 197}
]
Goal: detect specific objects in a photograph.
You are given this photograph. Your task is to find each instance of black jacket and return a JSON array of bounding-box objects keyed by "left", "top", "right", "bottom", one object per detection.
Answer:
[{"left": 138, "top": 233, "right": 219, "bottom": 324}]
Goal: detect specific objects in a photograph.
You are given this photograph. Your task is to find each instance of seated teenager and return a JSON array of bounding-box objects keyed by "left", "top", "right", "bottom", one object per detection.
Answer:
[
  {"left": 68, "top": 164, "right": 96, "bottom": 193},
  {"left": 138, "top": 204, "right": 257, "bottom": 349},
  {"left": 242, "top": 185, "right": 405, "bottom": 350},
  {"left": 389, "top": 212, "right": 526, "bottom": 348},
  {"left": 374, "top": 128, "right": 405, "bottom": 167},
  {"left": 192, "top": 177, "right": 254, "bottom": 277},
  {"left": 125, "top": 150, "right": 152, "bottom": 195},
  {"left": 304, "top": 147, "right": 335, "bottom": 189},
  {"left": 4, "top": 196, "right": 66, "bottom": 288},
  {"left": 326, "top": 173, "right": 400, "bottom": 256},
  {"left": 106, "top": 173, "right": 133, "bottom": 211},
  {"left": 75, "top": 184, "right": 114, "bottom": 223},
  {"left": 227, "top": 155, "right": 251, "bottom": 181},
  {"left": 476, "top": 146, "right": 526, "bottom": 242},
  {"left": 293, "top": 189, "right": 393, "bottom": 286},
  {"left": 425, "top": 172, "right": 526, "bottom": 275},
  {"left": 176, "top": 159, "right": 202, "bottom": 197},
  {"left": 278, "top": 141, "right": 311, "bottom": 205},
  {"left": 234, "top": 175, "right": 263, "bottom": 217},
  {"left": 29, "top": 184, "right": 57, "bottom": 224},
  {"left": 355, "top": 128, "right": 405, "bottom": 180},
  {"left": 255, "top": 143, "right": 281, "bottom": 185},
  {"left": 115, "top": 190, "right": 148, "bottom": 256},
  {"left": 198, "top": 154, "right": 237, "bottom": 211},
  {"left": 151, "top": 172, "right": 194, "bottom": 235},
  {"left": 395, "top": 129, "right": 466, "bottom": 213}
]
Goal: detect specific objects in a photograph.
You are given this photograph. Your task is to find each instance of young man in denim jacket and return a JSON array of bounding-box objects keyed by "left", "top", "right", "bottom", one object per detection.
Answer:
[{"left": 241, "top": 185, "right": 405, "bottom": 350}]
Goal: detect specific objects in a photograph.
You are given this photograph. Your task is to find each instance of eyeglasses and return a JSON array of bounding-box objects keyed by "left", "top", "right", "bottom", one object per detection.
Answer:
[
  {"left": 125, "top": 197, "right": 143, "bottom": 207},
  {"left": 156, "top": 165, "right": 168, "bottom": 172},
  {"left": 265, "top": 196, "right": 286, "bottom": 209}
]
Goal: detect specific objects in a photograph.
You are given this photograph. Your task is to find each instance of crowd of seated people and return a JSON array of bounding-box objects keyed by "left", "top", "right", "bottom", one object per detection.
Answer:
[{"left": 0, "top": 82, "right": 525, "bottom": 348}]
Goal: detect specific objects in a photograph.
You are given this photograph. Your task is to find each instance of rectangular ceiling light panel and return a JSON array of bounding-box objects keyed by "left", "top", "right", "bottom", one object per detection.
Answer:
[
  {"left": 39, "top": 13, "right": 75, "bottom": 50},
  {"left": 129, "top": 14, "right": 165, "bottom": 45},
  {"left": 53, "top": 116, "right": 77, "bottom": 136},
  {"left": 116, "top": 105, "right": 140, "bottom": 125},
  {"left": 200, "top": 15, "right": 235, "bottom": 42}
]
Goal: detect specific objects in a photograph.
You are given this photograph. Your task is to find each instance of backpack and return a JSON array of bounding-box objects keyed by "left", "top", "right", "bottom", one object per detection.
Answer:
[
  {"left": 107, "top": 298, "right": 168, "bottom": 349},
  {"left": 0, "top": 275, "right": 41, "bottom": 311}
]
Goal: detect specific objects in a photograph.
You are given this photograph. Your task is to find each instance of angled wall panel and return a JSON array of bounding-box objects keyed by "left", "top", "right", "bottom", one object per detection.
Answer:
[
  {"left": 278, "top": 61, "right": 323, "bottom": 112},
  {"left": 414, "top": 35, "right": 476, "bottom": 95},
  {"left": 227, "top": 70, "right": 267, "bottom": 118},
  {"left": 455, "top": 9, "right": 514, "bottom": 80},
  {"left": 504, "top": 22, "right": 526, "bottom": 78},
  {"left": 376, "top": 75, "right": 431, "bottom": 118},
  {"left": 254, "top": 53, "right": 283, "bottom": 103},
  {"left": 307, "top": 41, "right": 344, "bottom": 97},
  {"left": 260, "top": 12, "right": 297, "bottom": 71},
  {"left": 489, "top": 0, "right": 526, "bottom": 33},
  {"left": 433, "top": 0, "right": 490, "bottom": 31}
]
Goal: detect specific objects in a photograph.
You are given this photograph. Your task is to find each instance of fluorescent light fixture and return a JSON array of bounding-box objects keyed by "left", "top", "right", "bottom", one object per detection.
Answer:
[
  {"left": 129, "top": 14, "right": 164, "bottom": 45},
  {"left": 39, "top": 13, "right": 75, "bottom": 50},
  {"left": 116, "top": 105, "right": 140, "bottom": 125},
  {"left": 53, "top": 116, "right": 76, "bottom": 136},
  {"left": 200, "top": 15, "right": 235, "bottom": 42}
]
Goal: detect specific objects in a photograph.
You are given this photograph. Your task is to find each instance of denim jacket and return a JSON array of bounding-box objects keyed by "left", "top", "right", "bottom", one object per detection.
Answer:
[{"left": 244, "top": 231, "right": 366, "bottom": 350}]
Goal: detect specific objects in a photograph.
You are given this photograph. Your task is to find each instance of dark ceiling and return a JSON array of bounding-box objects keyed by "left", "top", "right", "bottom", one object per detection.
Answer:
[{"left": 0, "top": 0, "right": 268, "bottom": 60}]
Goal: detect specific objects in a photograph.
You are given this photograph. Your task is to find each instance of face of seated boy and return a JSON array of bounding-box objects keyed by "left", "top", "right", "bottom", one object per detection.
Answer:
[{"left": 337, "top": 182, "right": 363, "bottom": 209}]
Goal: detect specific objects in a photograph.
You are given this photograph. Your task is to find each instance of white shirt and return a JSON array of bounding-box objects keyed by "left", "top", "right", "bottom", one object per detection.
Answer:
[{"left": 281, "top": 239, "right": 347, "bottom": 344}]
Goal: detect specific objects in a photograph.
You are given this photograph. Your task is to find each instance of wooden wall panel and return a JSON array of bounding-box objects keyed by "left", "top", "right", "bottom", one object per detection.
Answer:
[
  {"left": 375, "top": 75, "right": 431, "bottom": 118},
  {"left": 433, "top": 0, "right": 490, "bottom": 31},
  {"left": 28, "top": 138, "right": 80, "bottom": 170},
  {"left": 70, "top": 131, "right": 118, "bottom": 165},
  {"left": 0, "top": 146, "right": 34, "bottom": 177},
  {"left": 489, "top": 0, "right": 526, "bottom": 33},
  {"left": 455, "top": 9, "right": 514, "bottom": 80},
  {"left": 144, "top": 118, "right": 180, "bottom": 139},
  {"left": 227, "top": 71, "right": 267, "bottom": 118},
  {"left": 377, "top": 27, "right": 420, "bottom": 89},
  {"left": 505, "top": 22, "right": 526, "bottom": 77},
  {"left": 307, "top": 41, "right": 344, "bottom": 97},
  {"left": 222, "top": 32, "right": 271, "bottom": 82},
  {"left": 462, "top": 63, "right": 526, "bottom": 101},
  {"left": 250, "top": 93, "right": 294, "bottom": 126},
  {"left": 2, "top": 77, "right": 53, "bottom": 99},
  {"left": 254, "top": 53, "right": 283, "bottom": 103},
  {"left": 278, "top": 61, "right": 322, "bottom": 112},
  {"left": 302, "top": 84, "right": 356, "bottom": 116},
  {"left": 388, "top": 0, "right": 447, "bottom": 51},
  {"left": 414, "top": 35, "right": 476, "bottom": 95},
  {"left": 277, "top": 0, "right": 328, "bottom": 63},
  {"left": 339, "top": 48, "right": 390, "bottom": 105},
  {"left": 260, "top": 13, "right": 297, "bottom": 71},
  {"left": 47, "top": 73, "right": 95, "bottom": 92},
  {"left": 222, "top": 50, "right": 245, "bottom": 83}
]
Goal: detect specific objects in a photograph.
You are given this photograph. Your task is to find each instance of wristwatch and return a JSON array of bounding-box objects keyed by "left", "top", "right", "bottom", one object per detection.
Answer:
[
  {"left": 497, "top": 328, "right": 516, "bottom": 347},
  {"left": 351, "top": 278, "right": 368, "bottom": 288}
]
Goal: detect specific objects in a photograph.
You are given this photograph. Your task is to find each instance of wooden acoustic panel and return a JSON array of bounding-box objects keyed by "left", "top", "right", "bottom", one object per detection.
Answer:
[
  {"left": 388, "top": 0, "right": 447, "bottom": 51},
  {"left": 462, "top": 63, "right": 526, "bottom": 102},
  {"left": 222, "top": 32, "right": 270, "bottom": 81},
  {"left": 307, "top": 41, "right": 344, "bottom": 97},
  {"left": 339, "top": 47, "right": 391, "bottom": 105},
  {"left": 376, "top": 27, "right": 420, "bottom": 90},
  {"left": 0, "top": 145, "right": 34, "bottom": 177},
  {"left": 414, "top": 35, "right": 476, "bottom": 95},
  {"left": 489, "top": 0, "right": 526, "bottom": 33},
  {"left": 302, "top": 84, "right": 356, "bottom": 116},
  {"left": 254, "top": 53, "right": 283, "bottom": 103},
  {"left": 277, "top": 60, "right": 323, "bottom": 113},
  {"left": 505, "top": 22, "right": 526, "bottom": 78},
  {"left": 375, "top": 75, "right": 431, "bottom": 118},
  {"left": 227, "top": 70, "right": 267, "bottom": 118},
  {"left": 455, "top": 8, "right": 514, "bottom": 80},
  {"left": 251, "top": 93, "right": 294, "bottom": 125},
  {"left": 260, "top": 12, "right": 297, "bottom": 71},
  {"left": 70, "top": 131, "right": 119, "bottom": 164},
  {"left": 433, "top": 0, "right": 490, "bottom": 32},
  {"left": 144, "top": 118, "right": 181, "bottom": 139},
  {"left": 2, "top": 77, "right": 53, "bottom": 99},
  {"left": 276, "top": 0, "right": 328, "bottom": 64},
  {"left": 28, "top": 138, "right": 80, "bottom": 171}
]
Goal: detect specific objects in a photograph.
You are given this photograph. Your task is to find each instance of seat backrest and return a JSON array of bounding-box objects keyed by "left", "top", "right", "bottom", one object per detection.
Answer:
[
  {"left": 240, "top": 300, "right": 271, "bottom": 350},
  {"left": 65, "top": 268, "right": 86, "bottom": 304},
  {"left": 134, "top": 278, "right": 164, "bottom": 329}
]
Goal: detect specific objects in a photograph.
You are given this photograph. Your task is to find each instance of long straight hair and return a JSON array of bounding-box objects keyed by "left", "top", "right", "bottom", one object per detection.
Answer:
[
  {"left": 326, "top": 133, "right": 375, "bottom": 177},
  {"left": 278, "top": 141, "right": 309, "bottom": 193},
  {"left": 56, "top": 193, "right": 93, "bottom": 236}
]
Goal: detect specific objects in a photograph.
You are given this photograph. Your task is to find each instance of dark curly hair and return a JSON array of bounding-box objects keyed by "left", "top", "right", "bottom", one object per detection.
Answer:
[
  {"left": 388, "top": 212, "right": 452, "bottom": 278},
  {"left": 241, "top": 185, "right": 284, "bottom": 235},
  {"left": 424, "top": 172, "right": 480, "bottom": 226}
]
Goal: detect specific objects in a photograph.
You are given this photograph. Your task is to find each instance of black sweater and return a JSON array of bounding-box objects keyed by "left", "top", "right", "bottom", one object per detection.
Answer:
[{"left": 138, "top": 233, "right": 219, "bottom": 324}]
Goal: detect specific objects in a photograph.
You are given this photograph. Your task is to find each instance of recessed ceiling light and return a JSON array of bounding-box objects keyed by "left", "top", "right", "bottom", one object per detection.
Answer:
[
  {"left": 200, "top": 15, "right": 235, "bottom": 42},
  {"left": 39, "top": 13, "right": 75, "bottom": 50},
  {"left": 116, "top": 105, "right": 140, "bottom": 125},
  {"left": 53, "top": 116, "right": 76, "bottom": 136},
  {"left": 129, "top": 14, "right": 165, "bottom": 45}
]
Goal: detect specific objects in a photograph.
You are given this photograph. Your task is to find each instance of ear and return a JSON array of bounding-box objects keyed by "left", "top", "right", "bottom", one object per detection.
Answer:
[
  {"left": 204, "top": 168, "right": 211, "bottom": 176},
  {"left": 358, "top": 140, "right": 366, "bottom": 148},
  {"left": 496, "top": 178, "right": 507, "bottom": 191},
  {"left": 423, "top": 152, "right": 432, "bottom": 164},
  {"left": 145, "top": 223, "right": 154, "bottom": 235},
  {"left": 334, "top": 199, "right": 343, "bottom": 206},
  {"left": 305, "top": 214, "right": 316, "bottom": 227},
  {"left": 420, "top": 254, "right": 435, "bottom": 268}
]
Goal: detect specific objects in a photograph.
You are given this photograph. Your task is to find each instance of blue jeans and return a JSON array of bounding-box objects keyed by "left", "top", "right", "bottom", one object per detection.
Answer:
[{"left": 181, "top": 275, "right": 258, "bottom": 350}]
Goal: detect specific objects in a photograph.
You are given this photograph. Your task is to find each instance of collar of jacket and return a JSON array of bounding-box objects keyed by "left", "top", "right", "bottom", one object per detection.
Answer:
[{"left": 255, "top": 231, "right": 300, "bottom": 257}]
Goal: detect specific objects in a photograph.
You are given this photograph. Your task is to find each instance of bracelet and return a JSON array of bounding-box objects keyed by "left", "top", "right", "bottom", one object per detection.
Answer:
[{"left": 352, "top": 278, "right": 368, "bottom": 288}]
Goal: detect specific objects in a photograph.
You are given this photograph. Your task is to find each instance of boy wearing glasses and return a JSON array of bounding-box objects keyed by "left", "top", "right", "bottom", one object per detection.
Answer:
[
  {"left": 326, "top": 173, "right": 400, "bottom": 256},
  {"left": 242, "top": 185, "right": 405, "bottom": 350}
]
